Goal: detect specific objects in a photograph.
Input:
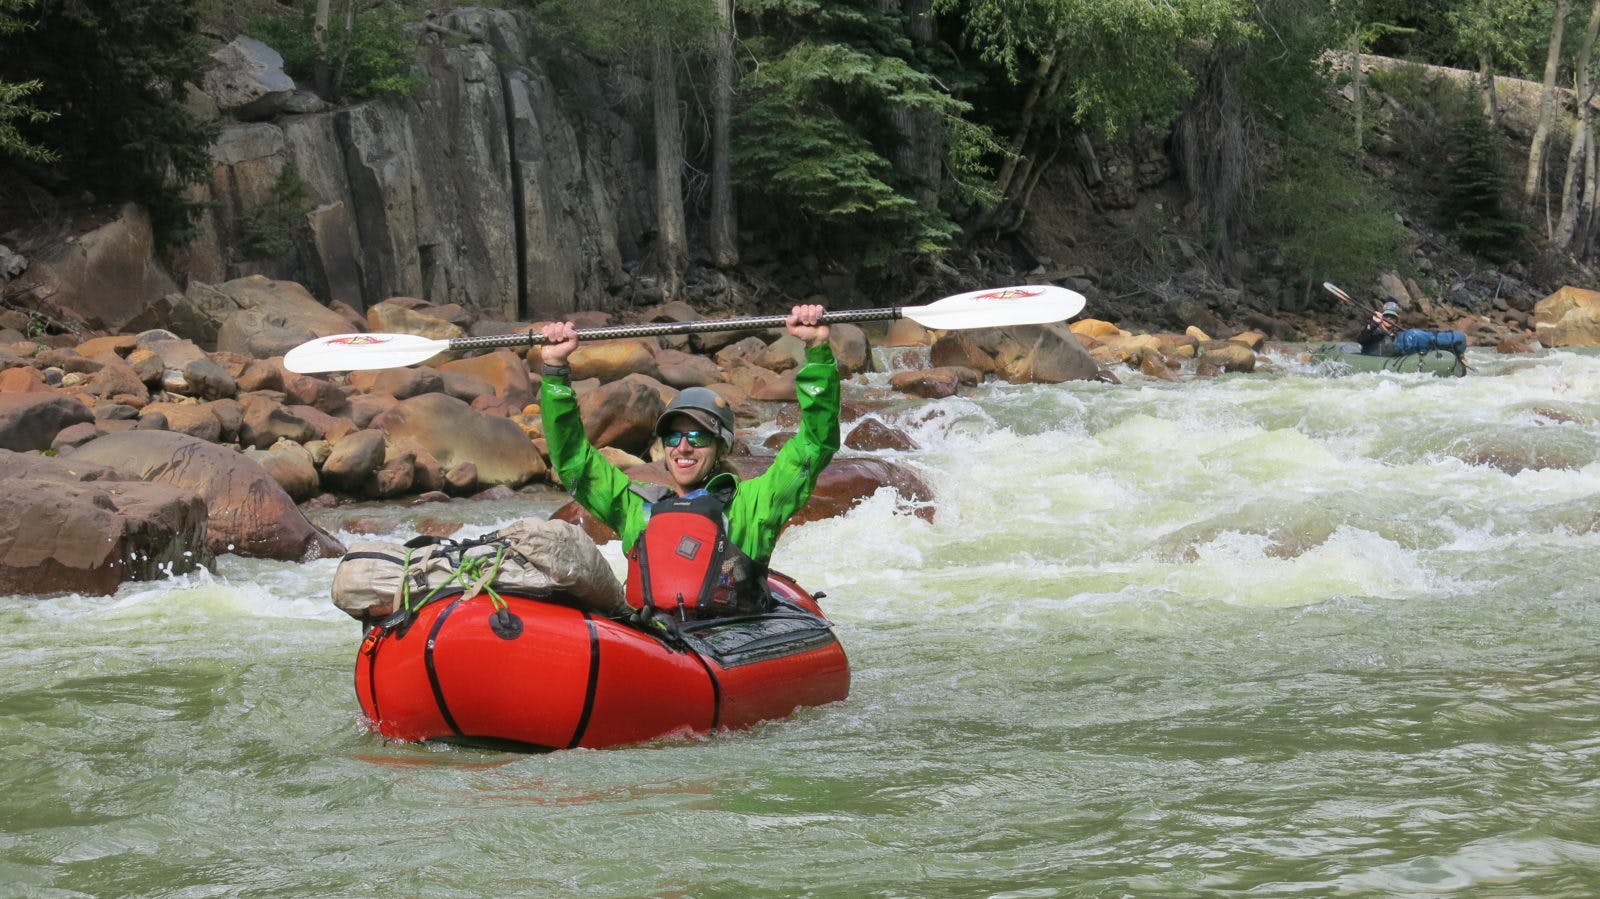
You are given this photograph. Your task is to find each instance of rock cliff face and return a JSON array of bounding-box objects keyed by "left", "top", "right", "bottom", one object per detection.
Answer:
[
  {"left": 179, "top": 8, "right": 648, "bottom": 324},
  {"left": 7, "top": 31, "right": 1571, "bottom": 349}
]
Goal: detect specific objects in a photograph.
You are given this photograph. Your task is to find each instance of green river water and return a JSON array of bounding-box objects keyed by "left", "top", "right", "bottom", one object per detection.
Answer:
[{"left": 3, "top": 348, "right": 1599, "bottom": 897}]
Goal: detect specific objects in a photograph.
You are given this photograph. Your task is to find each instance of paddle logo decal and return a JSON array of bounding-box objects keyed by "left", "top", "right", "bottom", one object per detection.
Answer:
[
  {"left": 974, "top": 288, "right": 1045, "bottom": 301},
  {"left": 325, "top": 335, "right": 393, "bottom": 346}
]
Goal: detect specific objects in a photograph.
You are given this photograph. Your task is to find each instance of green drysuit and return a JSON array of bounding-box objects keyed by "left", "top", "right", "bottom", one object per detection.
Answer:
[{"left": 539, "top": 344, "right": 841, "bottom": 563}]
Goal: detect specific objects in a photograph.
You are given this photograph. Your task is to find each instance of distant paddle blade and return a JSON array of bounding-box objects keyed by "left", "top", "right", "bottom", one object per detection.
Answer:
[
  {"left": 282, "top": 333, "right": 451, "bottom": 373},
  {"left": 1322, "top": 281, "right": 1354, "bottom": 304},
  {"left": 902, "top": 285, "right": 1086, "bottom": 330}
]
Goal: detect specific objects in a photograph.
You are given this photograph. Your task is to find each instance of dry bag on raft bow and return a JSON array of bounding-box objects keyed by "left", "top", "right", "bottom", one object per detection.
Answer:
[
  {"left": 1393, "top": 328, "right": 1467, "bottom": 355},
  {"left": 330, "top": 518, "right": 629, "bottom": 621}
]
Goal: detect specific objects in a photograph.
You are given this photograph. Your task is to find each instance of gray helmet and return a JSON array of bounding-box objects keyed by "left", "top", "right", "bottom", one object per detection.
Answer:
[
  {"left": 1381, "top": 301, "right": 1401, "bottom": 318},
  {"left": 655, "top": 387, "right": 735, "bottom": 445}
]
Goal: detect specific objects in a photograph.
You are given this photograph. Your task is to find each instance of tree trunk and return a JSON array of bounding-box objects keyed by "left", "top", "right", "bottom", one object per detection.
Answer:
[
  {"left": 1583, "top": 116, "right": 1600, "bottom": 254},
  {"left": 885, "top": 0, "right": 940, "bottom": 207},
  {"left": 652, "top": 39, "right": 687, "bottom": 299},
  {"left": 1175, "top": 50, "right": 1249, "bottom": 268},
  {"left": 995, "top": 34, "right": 1062, "bottom": 200},
  {"left": 1013, "top": 144, "right": 1061, "bottom": 230},
  {"left": 331, "top": 0, "right": 355, "bottom": 95},
  {"left": 1554, "top": 0, "right": 1600, "bottom": 248},
  {"left": 1478, "top": 51, "right": 1499, "bottom": 125},
  {"left": 1554, "top": 124, "right": 1590, "bottom": 247},
  {"left": 1350, "top": 24, "right": 1363, "bottom": 152},
  {"left": 708, "top": 0, "right": 738, "bottom": 269},
  {"left": 313, "top": 0, "right": 332, "bottom": 97},
  {"left": 967, "top": 38, "right": 1063, "bottom": 239},
  {"left": 1524, "top": 0, "right": 1572, "bottom": 208}
]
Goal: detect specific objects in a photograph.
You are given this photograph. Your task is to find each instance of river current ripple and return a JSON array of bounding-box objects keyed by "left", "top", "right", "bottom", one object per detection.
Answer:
[{"left": 3, "top": 347, "right": 1599, "bottom": 896}]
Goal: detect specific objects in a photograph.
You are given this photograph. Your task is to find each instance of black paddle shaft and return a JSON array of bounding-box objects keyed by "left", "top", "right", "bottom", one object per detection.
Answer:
[{"left": 444, "top": 307, "right": 904, "bottom": 353}]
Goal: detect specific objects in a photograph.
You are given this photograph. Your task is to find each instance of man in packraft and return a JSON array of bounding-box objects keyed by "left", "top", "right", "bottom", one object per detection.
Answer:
[
  {"left": 1356, "top": 300, "right": 1402, "bottom": 356},
  {"left": 537, "top": 305, "right": 839, "bottom": 620}
]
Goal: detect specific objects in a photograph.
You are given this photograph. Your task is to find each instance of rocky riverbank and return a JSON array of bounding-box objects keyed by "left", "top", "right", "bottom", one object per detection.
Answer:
[
  {"left": 8, "top": 271, "right": 1600, "bottom": 598},
  {"left": 0, "top": 274, "right": 1093, "bottom": 596}
]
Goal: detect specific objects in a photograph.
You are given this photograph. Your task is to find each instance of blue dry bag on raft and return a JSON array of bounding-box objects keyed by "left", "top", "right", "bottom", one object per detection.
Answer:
[{"left": 1393, "top": 328, "right": 1467, "bottom": 355}]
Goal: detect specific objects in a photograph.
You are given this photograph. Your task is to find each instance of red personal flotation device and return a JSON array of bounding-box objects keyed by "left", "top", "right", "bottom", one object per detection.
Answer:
[{"left": 625, "top": 491, "right": 770, "bottom": 619}]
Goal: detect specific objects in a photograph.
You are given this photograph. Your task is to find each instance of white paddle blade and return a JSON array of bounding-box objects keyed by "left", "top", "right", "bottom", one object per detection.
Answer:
[
  {"left": 903, "top": 285, "right": 1086, "bottom": 330},
  {"left": 1322, "top": 281, "right": 1354, "bottom": 303},
  {"left": 283, "top": 333, "right": 452, "bottom": 373}
]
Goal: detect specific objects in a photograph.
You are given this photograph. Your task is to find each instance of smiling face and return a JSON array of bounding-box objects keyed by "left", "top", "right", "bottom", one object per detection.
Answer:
[{"left": 661, "top": 413, "right": 721, "bottom": 493}]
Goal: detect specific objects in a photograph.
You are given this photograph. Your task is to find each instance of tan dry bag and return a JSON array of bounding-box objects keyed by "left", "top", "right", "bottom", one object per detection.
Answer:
[{"left": 329, "top": 518, "right": 628, "bottom": 621}]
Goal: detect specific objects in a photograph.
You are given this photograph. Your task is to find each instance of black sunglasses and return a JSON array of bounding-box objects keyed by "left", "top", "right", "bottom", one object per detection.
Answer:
[{"left": 663, "top": 429, "right": 716, "bottom": 448}]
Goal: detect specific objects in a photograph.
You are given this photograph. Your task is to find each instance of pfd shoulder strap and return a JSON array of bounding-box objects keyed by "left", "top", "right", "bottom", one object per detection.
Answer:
[{"left": 628, "top": 482, "right": 673, "bottom": 509}]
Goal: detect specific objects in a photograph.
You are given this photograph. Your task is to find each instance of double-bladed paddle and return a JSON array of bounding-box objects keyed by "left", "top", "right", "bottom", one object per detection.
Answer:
[
  {"left": 283, "top": 284, "right": 1086, "bottom": 374},
  {"left": 1323, "top": 281, "right": 1387, "bottom": 317},
  {"left": 1322, "top": 281, "right": 1357, "bottom": 307}
]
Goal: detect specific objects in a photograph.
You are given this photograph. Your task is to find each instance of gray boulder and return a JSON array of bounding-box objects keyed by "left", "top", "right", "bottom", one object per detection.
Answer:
[
  {"left": 0, "top": 390, "right": 94, "bottom": 451},
  {"left": 203, "top": 36, "right": 297, "bottom": 120}
]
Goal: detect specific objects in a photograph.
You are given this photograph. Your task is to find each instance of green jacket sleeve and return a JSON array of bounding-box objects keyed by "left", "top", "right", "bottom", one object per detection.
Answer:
[
  {"left": 539, "top": 372, "right": 648, "bottom": 549},
  {"left": 726, "top": 343, "right": 841, "bottom": 562}
]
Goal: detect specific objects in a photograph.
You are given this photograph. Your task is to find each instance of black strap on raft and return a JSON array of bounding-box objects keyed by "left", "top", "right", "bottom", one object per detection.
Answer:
[
  {"left": 565, "top": 613, "right": 602, "bottom": 749},
  {"left": 688, "top": 650, "right": 722, "bottom": 733},
  {"left": 422, "top": 595, "right": 470, "bottom": 737}
]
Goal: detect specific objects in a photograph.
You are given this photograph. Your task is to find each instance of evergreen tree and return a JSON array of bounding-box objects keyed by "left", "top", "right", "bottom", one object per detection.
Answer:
[
  {"left": 734, "top": 0, "right": 979, "bottom": 266},
  {"left": 0, "top": 0, "right": 55, "bottom": 163},
  {"left": 1440, "top": 111, "right": 1526, "bottom": 262},
  {"left": 0, "top": 0, "right": 218, "bottom": 240}
]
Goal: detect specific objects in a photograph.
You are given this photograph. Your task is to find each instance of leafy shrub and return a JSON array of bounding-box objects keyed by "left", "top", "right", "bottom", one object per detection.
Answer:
[
  {"left": 1255, "top": 115, "right": 1410, "bottom": 292},
  {"left": 1367, "top": 61, "right": 1478, "bottom": 165},
  {"left": 732, "top": 0, "right": 985, "bottom": 266},
  {"left": 1367, "top": 61, "right": 1472, "bottom": 121},
  {"left": 0, "top": 76, "right": 54, "bottom": 163},
  {"left": 526, "top": 0, "right": 717, "bottom": 58},
  {"left": 235, "top": 168, "right": 316, "bottom": 261},
  {"left": 254, "top": 0, "right": 426, "bottom": 102}
]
